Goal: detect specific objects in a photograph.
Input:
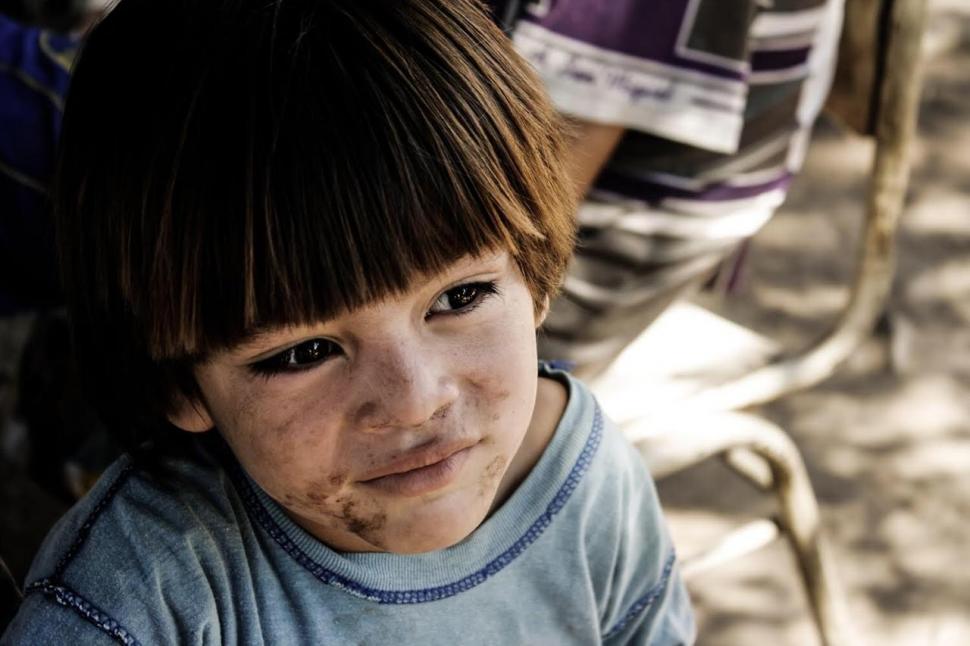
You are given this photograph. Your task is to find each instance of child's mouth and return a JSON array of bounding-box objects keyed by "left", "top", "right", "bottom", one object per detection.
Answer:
[{"left": 359, "top": 442, "right": 477, "bottom": 497}]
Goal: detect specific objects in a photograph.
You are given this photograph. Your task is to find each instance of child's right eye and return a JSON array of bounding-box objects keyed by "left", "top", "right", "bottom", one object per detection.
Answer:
[{"left": 249, "top": 339, "right": 340, "bottom": 376}]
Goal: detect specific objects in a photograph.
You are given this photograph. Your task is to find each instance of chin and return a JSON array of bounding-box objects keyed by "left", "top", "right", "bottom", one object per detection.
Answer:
[{"left": 385, "top": 504, "right": 488, "bottom": 554}]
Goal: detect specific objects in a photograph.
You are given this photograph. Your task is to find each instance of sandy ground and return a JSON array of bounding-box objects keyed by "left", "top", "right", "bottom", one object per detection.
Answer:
[
  {"left": 663, "top": 2, "right": 970, "bottom": 643},
  {"left": 2, "top": 1, "right": 969, "bottom": 643}
]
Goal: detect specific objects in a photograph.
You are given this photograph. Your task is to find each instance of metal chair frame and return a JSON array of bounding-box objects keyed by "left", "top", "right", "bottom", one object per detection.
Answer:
[{"left": 592, "top": 0, "right": 928, "bottom": 643}]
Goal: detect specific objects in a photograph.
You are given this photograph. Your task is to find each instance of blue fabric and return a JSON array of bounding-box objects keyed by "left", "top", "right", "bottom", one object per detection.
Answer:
[
  {"left": 0, "top": 14, "right": 76, "bottom": 314},
  {"left": 2, "top": 367, "right": 695, "bottom": 644}
]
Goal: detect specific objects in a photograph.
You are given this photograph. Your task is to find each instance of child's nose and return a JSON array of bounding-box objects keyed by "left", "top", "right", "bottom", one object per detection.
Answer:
[{"left": 354, "top": 341, "right": 460, "bottom": 430}]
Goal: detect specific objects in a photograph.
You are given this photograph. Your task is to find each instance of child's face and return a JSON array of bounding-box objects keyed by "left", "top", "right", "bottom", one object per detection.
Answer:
[{"left": 176, "top": 251, "right": 555, "bottom": 553}]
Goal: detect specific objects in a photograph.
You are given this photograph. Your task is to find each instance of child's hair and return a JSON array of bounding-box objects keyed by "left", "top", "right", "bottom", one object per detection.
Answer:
[{"left": 53, "top": 0, "right": 575, "bottom": 449}]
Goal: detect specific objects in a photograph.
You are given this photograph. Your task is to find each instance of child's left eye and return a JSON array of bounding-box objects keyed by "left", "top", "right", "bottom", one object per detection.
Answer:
[
  {"left": 428, "top": 281, "right": 498, "bottom": 317},
  {"left": 249, "top": 338, "right": 340, "bottom": 376}
]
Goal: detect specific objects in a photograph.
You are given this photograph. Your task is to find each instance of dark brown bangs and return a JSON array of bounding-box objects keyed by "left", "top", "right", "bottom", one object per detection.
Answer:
[
  {"left": 56, "top": 0, "right": 573, "bottom": 364},
  {"left": 190, "top": 0, "right": 556, "bottom": 356}
]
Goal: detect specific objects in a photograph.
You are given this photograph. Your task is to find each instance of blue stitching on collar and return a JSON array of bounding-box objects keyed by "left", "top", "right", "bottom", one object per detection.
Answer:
[
  {"left": 26, "top": 578, "right": 141, "bottom": 646},
  {"left": 602, "top": 551, "right": 678, "bottom": 641},
  {"left": 233, "top": 405, "right": 605, "bottom": 604}
]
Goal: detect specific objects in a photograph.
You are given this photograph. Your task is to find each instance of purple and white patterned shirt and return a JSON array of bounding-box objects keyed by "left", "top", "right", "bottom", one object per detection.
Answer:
[
  {"left": 491, "top": 0, "right": 845, "bottom": 375},
  {"left": 499, "top": 0, "right": 842, "bottom": 222}
]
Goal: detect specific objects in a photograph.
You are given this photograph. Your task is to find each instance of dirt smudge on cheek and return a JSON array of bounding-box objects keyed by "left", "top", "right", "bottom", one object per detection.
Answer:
[
  {"left": 463, "top": 379, "right": 511, "bottom": 424},
  {"left": 296, "top": 469, "right": 352, "bottom": 508},
  {"left": 353, "top": 401, "right": 380, "bottom": 427},
  {"left": 283, "top": 471, "right": 342, "bottom": 514},
  {"left": 306, "top": 488, "right": 332, "bottom": 505}
]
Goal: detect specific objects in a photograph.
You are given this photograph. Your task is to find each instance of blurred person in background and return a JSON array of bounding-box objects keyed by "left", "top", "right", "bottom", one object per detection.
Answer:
[
  {"left": 1, "top": 2, "right": 112, "bottom": 503},
  {"left": 0, "top": 6, "right": 76, "bottom": 315},
  {"left": 1, "top": 0, "right": 110, "bottom": 316},
  {"left": 492, "top": 0, "right": 845, "bottom": 379}
]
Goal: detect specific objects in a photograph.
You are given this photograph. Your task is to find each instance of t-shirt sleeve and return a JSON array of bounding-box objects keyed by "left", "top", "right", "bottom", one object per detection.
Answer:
[
  {"left": 602, "top": 554, "right": 695, "bottom": 645},
  {"left": 508, "top": 0, "right": 757, "bottom": 153},
  {"left": 1, "top": 589, "right": 132, "bottom": 646},
  {"left": 591, "top": 423, "right": 696, "bottom": 644}
]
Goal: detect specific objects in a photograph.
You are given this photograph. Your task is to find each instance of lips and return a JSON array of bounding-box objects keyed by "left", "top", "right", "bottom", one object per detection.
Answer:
[{"left": 358, "top": 439, "right": 479, "bottom": 497}]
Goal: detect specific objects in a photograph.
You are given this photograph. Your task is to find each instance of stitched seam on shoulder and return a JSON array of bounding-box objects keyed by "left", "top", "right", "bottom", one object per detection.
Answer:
[
  {"left": 25, "top": 578, "right": 142, "bottom": 645},
  {"left": 233, "top": 405, "right": 605, "bottom": 604},
  {"left": 603, "top": 551, "right": 678, "bottom": 641},
  {"left": 52, "top": 460, "right": 136, "bottom": 579}
]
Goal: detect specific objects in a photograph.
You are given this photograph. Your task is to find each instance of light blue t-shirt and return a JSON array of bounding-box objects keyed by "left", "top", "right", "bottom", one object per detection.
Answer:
[{"left": 2, "top": 367, "right": 695, "bottom": 645}]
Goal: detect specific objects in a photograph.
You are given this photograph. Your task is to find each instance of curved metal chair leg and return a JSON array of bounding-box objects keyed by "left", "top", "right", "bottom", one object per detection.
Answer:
[
  {"left": 681, "top": 0, "right": 929, "bottom": 412},
  {"left": 764, "top": 427, "right": 851, "bottom": 646},
  {"left": 722, "top": 447, "right": 775, "bottom": 490},
  {"left": 626, "top": 411, "right": 856, "bottom": 646}
]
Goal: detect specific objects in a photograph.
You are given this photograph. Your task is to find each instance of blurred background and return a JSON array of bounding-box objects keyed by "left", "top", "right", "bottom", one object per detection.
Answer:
[
  {"left": 1, "top": 0, "right": 968, "bottom": 644},
  {"left": 657, "top": 0, "right": 970, "bottom": 642}
]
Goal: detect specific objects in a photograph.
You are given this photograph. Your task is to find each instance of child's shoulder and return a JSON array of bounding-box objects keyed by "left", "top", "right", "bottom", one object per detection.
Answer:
[
  {"left": 41, "top": 446, "right": 244, "bottom": 565},
  {"left": 527, "top": 364, "right": 668, "bottom": 550},
  {"left": 13, "top": 445, "right": 246, "bottom": 642},
  {"left": 503, "top": 366, "right": 692, "bottom": 641}
]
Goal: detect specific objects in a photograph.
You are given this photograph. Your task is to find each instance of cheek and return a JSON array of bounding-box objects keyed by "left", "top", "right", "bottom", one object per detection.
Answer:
[
  {"left": 232, "top": 407, "right": 391, "bottom": 546},
  {"left": 463, "top": 342, "right": 530, "bottom": 413},
  {"left": 199, "top": 370, "right": 396, "bottom": 547},
  {"left": 461, "top": 307, "right": 539, "bottom": 436},
  {"left": 465, "top": 295, "right": 538, "bottom": 374},
  {"left": 218, "top": 380, "right": 349, "bottom": 490}
]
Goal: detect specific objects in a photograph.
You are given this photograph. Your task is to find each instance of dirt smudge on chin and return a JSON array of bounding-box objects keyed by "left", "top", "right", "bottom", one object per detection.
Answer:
[
  {"left": 306, "top": 488, "right": 331, "bottom": 505},
  {"left": 296, "top": 474, "right": 389, "bottom": 549},
  {"left": 299, "top": 473, "right": 347, "bottom": 508},
  {"left": 333, "top": 496, "right": 388, "bottom": 549},
  {"left": 478, "top": 454, "right": 508, "bottom": 499}
]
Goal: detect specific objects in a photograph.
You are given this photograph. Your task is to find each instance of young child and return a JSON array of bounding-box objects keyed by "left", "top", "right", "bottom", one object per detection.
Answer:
[{"left": 1, "top": 0, "right": 695, "bottom": 643}]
